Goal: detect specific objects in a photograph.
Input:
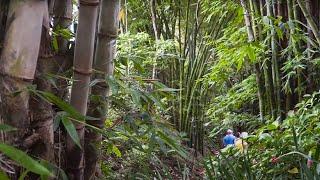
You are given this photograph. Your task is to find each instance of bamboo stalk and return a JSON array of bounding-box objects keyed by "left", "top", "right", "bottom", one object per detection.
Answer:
[
  {"left": 241, "top": 0, "right": 266, "bottom": 121},
  {"left": 53, "top": 0, "right": 73, "bottom": 99},
  {"left": 66, "top": 0, "right": 99, "bottom": 179},
  {"left": 0, "top": 0, "right": 48, "bottom": 142},
  {"left": 296, "top": 0, "right": 320, "bottom": 46},
  {"left": 84, "top": 0, "right": 120, "bottom": 179}
]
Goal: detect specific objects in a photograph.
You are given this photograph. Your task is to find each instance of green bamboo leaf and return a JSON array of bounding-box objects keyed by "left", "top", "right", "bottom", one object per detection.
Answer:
[
  {"left": 0, "top": 143, "right": 52, "bottom": 176},
  {"left": 61, "top": 116, "right": 82, "bottom": 149},
  {"left": 0, "top": 124, "right": 16, "bottom": 132},
  {"left": 36, "top": 91, "right": 85, "bottom": 122}
]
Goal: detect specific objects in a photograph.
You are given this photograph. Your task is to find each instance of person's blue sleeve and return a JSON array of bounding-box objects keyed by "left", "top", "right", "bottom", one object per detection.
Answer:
[{"left": 223, "top": 137, "right": 226, "bottom": 147}]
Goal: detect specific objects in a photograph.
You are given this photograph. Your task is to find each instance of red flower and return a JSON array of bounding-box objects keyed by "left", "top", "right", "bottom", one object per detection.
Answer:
[{"left": 271, "top": 156, "right": 279, "bottom": 164}]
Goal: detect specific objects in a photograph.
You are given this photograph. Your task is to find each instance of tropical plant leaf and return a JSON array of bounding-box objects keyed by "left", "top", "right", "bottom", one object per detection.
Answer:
[
  {"left": 37, "top": 91, "right": 85, "bottom": 122},
  {"left": 0, "top": 143, "right": 52, "bottom": 176},
  {"left": 30, "top": 90, "right": 99, "bottom": 121}
]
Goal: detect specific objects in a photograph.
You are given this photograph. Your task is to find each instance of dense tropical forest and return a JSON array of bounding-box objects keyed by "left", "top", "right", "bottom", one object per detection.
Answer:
[{"left": 1, "top": 0, "right": 320, "bottom": 179}]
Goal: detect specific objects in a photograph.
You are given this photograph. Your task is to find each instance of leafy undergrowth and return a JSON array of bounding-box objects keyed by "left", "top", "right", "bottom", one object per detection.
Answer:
[
  {"left": 102, "top": 149, "right": 204, "bottom": 179},
  {"left": 99, "top": 112, "right": 205, "bottom": 179},
  {"left": 204, "top": 91, "right": 320, "bottom": 179}
]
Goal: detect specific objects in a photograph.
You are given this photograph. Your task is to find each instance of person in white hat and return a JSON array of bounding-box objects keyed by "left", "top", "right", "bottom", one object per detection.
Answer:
[{"left": 223, "top": 129, "right": 236, "bottom": 147}]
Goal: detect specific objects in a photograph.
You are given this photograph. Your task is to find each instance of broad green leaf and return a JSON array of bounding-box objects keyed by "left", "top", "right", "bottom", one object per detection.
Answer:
[
  {"left": 0, "top": 124, "right": 16, "bottom": 132},
  {"left": 62, "top": 116, "right": 82, "bottom": 149},
  {"left": 0, "top": 143, "right": 52, "bottom": 176}
]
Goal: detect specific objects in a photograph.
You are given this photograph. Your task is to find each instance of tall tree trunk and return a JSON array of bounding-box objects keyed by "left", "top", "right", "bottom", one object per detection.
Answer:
[
  {"left": 85, "top": 0, "right": 120, "bottom": 179},
  {"left": 66, "top": 0, "right": 99, "bottom": 179}
]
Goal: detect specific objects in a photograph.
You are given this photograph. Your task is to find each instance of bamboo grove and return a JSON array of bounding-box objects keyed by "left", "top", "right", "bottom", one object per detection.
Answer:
[
  {"left": 123, "top": 0, "right": 320, "bottom": 152},
  {"left": 1, "top": 0, "right": 320, "bottom": 179},
  {"left": 239, "top": 0, "right": 320, "bottom": 122}
]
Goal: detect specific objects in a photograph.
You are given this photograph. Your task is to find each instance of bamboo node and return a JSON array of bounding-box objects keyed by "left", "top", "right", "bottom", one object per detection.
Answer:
[
  {"left": 79, "top": 0, "right": 100, "bottom": 6},
  {"left": 98, "top": 32, "right": 118, "bottom": 39},
  {"left": 73, "top": 67, "right": 93, "bottom": 76}
]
